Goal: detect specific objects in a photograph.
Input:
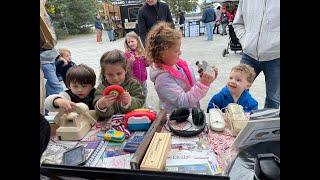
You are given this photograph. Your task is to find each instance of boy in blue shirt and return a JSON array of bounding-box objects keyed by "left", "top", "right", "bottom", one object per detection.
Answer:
[{"left": 207, "top": 64, "right": 258, "bottom": 113}]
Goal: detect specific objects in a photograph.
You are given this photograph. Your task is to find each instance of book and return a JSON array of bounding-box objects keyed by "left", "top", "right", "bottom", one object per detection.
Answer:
[
  {"left": 166, "top": 149, "right": 220, "bottom": 175},
  {"left": 165, "top": 161, "right": 215, "bottom": 175},
  {"left": 103, "top": 153, "right": 132, "bottom": 169},
  {"left": 40, "top": 140, "right": 78, "bottom": 165},
  {"left": 76, "top": 141, "right": 103, "bottom": 161},
  {"left": 84, "top": 141, "right": 107, "bottom": 167},
  {"left": 232, "top": 117, "right": 280, "bottom": 148}
]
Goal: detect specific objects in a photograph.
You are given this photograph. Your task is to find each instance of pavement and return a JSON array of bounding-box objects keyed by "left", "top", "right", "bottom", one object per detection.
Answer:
[{"left": 56, "top": 32, "right": 266, "bottom": 111}]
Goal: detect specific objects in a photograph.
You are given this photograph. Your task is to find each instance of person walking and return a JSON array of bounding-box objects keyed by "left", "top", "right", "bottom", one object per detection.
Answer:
[
  {"left": 178, "top": 11, "right": 185, "bottom": 32},
  {"left": 233, "top": 0, "right": 280, "bottom": 109},
  {"left": 201, "top": 3, "right": 216, "bottom": 41},
  {"left": 94, "top": 13, "right": 103, "bottom": 44},
  {"left": 213, "top": 6, "right": 221, "bottom": 34}
]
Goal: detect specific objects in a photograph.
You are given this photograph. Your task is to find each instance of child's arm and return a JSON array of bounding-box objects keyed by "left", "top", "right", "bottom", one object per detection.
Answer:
[
  {"left": 155, "top": 73, "right": 210, "bottom": 108},
  {"left": 207, "top": 93, "right": 224, "bottom": 113},
  {"left": 119, "top": 79, "right": 145, "bottom": 112},
  {"left": 93, "top": 84, "right": 118, "bottom": 119},
  {"left": 44, "top": 92, "right": 73, "bottom": 112}
]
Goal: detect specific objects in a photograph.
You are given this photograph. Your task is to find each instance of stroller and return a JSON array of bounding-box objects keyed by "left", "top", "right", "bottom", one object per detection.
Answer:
[{"left": 222, "top": 24, "right": 243, "bottom": 57}]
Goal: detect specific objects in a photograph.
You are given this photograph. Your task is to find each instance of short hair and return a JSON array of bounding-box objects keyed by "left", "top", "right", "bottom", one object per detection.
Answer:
[
  {"left": 66, "top": 64, "right": 96, "bottom": 88},
  {"left": 145, "top": 21, "right": 182, "bottom": 67},
  {"left": 124, "top": 31, "right": 145, "bottom": 57},
  {"left": 58, "top": 48, "right": 71, "bottom": 57},
  {"left": 231, "top": 64, "right": 256, "bottom": 83},
  {"left": 99, "top": 49, "right": 130, "bottom": 82}
]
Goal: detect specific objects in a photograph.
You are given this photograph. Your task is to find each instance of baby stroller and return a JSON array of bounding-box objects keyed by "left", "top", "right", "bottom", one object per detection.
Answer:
[{"left": 222, "top": 24, "right": 243, "bottom": 57}]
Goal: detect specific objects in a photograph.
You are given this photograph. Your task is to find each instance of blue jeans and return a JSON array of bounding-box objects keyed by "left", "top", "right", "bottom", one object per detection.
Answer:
[
  {"left": 205, "top": 22, "right": 214, "bottom": 40},
  {"left": 41, "top": 63, "right": 63, "bottom": 97},
  {"left": 106, "top": 30, "right": 114, "bottom": 41},
  {"left": 241, "top": 53, "right": 280, "bottom": 109}
]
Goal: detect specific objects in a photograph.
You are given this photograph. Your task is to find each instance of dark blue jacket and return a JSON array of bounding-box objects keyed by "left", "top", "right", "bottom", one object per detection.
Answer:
[
  {"left": 55, "top": 60, "right": 76, "bottom": 84},
  {"left": 201, "top": 7, "right": 216, "bottom": 23},
  {"left": 94, "top": 17, "right": 103, "bottom": 30},
  {"left": 138, "top": 1, "right": 174, "bottom": 45},
  {"left": 207, "top": 86, "right": 258, "bottom": 113}
]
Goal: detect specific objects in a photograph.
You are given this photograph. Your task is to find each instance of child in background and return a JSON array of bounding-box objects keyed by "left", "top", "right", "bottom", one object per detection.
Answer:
[
  {"left": 45, "top": 64, "right": 96, "bottom": 112},
  {"left": 55, "top": 48, "right": 76, "bottom": 86},
  {"left": 93, "top": 49, "right": 145, "bottom": 119},
  {"left": 147, "top": 22, "right": 218, "bottom": 114},
  {"left": 207, "top": 64, "right": 258, "bottom": 113},
  {"left": 124, "top": 31, "right": 148, "bottom": 97}
]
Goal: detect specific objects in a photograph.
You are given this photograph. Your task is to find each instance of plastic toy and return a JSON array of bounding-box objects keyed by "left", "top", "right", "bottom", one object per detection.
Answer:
[
  {"left": 124, "top": 109, "right": 156, "bottom": 131},
  {"left": 103, "top": 85, "right": 125, "bottom": 97},
  {"left": 98, "top": 129, "right": 125, "bottom": 142}
]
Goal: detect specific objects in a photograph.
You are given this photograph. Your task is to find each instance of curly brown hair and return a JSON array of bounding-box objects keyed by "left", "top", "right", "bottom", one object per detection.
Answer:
[
  {"left": 145, "top": 21, "right": 182, "bottom": 67},
  {"left": 231, "top": 64, "right": 256, "bottom": 83}
]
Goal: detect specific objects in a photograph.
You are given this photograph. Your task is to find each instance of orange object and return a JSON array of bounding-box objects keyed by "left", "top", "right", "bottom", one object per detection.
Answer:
[{"left": 103, "top": 85, "right": 125, "bottom": 96}]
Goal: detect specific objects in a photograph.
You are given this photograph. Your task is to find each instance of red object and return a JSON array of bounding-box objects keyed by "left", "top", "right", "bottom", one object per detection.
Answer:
[
  {"left": 124, "top": 109, "right": 156, "bottom": 128},
  {"left": 103, "top": 85, "right": 125, "bottom": 96}
]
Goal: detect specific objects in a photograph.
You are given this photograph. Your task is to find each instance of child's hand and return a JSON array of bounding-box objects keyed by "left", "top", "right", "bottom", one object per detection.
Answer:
[
  {"left": 54, "top": 98, "right": 77, "bottom": 113},
  {"left": 97, "top": 94, "right": 117, "bottom": 110},
  {"left": 200, "top": 67, "right": 218, "bottom": 86},
  {"left": 119, "top": 92, "right": 131, "bottom": 106}
]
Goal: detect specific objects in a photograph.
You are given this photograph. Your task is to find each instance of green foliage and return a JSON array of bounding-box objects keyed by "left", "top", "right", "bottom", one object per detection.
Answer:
[
  {"left": 165, "top": 0, "right": 199, "bottom": 17},
  {"left": 46, "top": 0, "right": 101, "bottom": 39}
]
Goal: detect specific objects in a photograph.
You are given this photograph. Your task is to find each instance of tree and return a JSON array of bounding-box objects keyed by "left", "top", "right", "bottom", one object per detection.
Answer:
[
  {"left": 165, "top": 0, "right": 198, "bottom": 19},
  {"left": 46, "top": 0, "right": 100, "bottom": 39}
]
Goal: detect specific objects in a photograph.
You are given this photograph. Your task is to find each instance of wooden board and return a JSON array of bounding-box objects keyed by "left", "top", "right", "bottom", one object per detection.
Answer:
[
  {"left": 140, "top": 132, "right": 171, "bottom": 171},
  {"left": 130, "top": 110, "right": 167, "bottom": 169}
]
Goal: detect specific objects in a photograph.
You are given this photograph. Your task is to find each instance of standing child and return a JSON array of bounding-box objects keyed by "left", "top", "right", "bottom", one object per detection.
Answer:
[
  {"left": 93, "top": 49, "right": 145, "bottom": 119},
  {"left": 207, "top": 64, "right": 258, "bottom": 113},
  {"left": 124, "top": 31, "right": 148, "bottom": 97},
  {"left": 55, "top": 48, "right": 76, "bottom": 87},
  {"left": 147, "top": 22, "right": 218, "bottom": 113},
  {"left": 45, "top": 64, "right": 96, "bottom": 112}
]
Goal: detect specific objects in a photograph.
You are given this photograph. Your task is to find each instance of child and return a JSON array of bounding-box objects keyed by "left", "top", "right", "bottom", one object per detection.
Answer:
[
  {"left": 146, "top": 22, "right": 218, "bottom": 113},
  {"left": 124, "top": 31, "right": 148, "bottom": 97},
  {"left": 55, "top": 48, "right": 76, "bottom": 86},
  {"left": 207, "top": 64, "right": 258, "bottom": 113},
  {"left": 45, "top": 64, "right": 96, "bottom": 112},
  {"left": 93, "top": 49, "right": 145, "bottom": 119}
]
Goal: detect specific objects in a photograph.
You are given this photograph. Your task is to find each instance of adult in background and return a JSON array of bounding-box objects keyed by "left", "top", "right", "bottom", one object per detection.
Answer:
[
  {"left": 220, "top": 6, "right": 228, "bottom": 36},
  {"left": 94, "top": 13, "right": 103, "bottom": 44},
  {"left": 233, "top": 0, "right": 280, "bottom": 108},
  {"left": 178, "top": 11, "right": 185, "bottom": 32},
  {"left": 138, "top": 0, "right": 174, "bottom": 46},
  {"left": 213, "top": 6, "right": 221, "bottom": 34},
  {"left": 201, "top": 3, "right": 216, "bottom": 41}
]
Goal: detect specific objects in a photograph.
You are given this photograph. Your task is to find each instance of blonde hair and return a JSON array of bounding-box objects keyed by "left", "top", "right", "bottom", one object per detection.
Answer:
[
  {"left": 58, "top": 48, "right": 71, "bottom": 57},
  {"left": 124, "top": 31, "right": 145, "bottom": 57},
  {"left": 145, "top": 21, "right": 182, "bottom": 67},
  {"left": 231, "top": 64, "right": 256, "bottom": 83}
]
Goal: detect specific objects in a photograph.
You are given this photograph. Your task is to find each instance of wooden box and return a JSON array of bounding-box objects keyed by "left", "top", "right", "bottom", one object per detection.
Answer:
[{"left": 140, "top": 132, "right": 171, "bottom": 171}]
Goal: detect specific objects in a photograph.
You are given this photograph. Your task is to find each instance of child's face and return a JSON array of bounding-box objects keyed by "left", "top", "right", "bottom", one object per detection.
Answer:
[
  {"left": 103, "top": 63, "right": 126, "bottom": 85},
  {"left": 227, "top": 70, "right": 252, "bottom": 96},
  {"left": 69, "top": 82, "right": 93, "bottom": 99},
  {"left": 126, "top": 37, "right": 138, "bottom": 51},
  {"left": 161, "top": 41, "right": 181, "bottom": 67},
  {"left": 62, "top": 52, "right": 71, "bottom": 61}
]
